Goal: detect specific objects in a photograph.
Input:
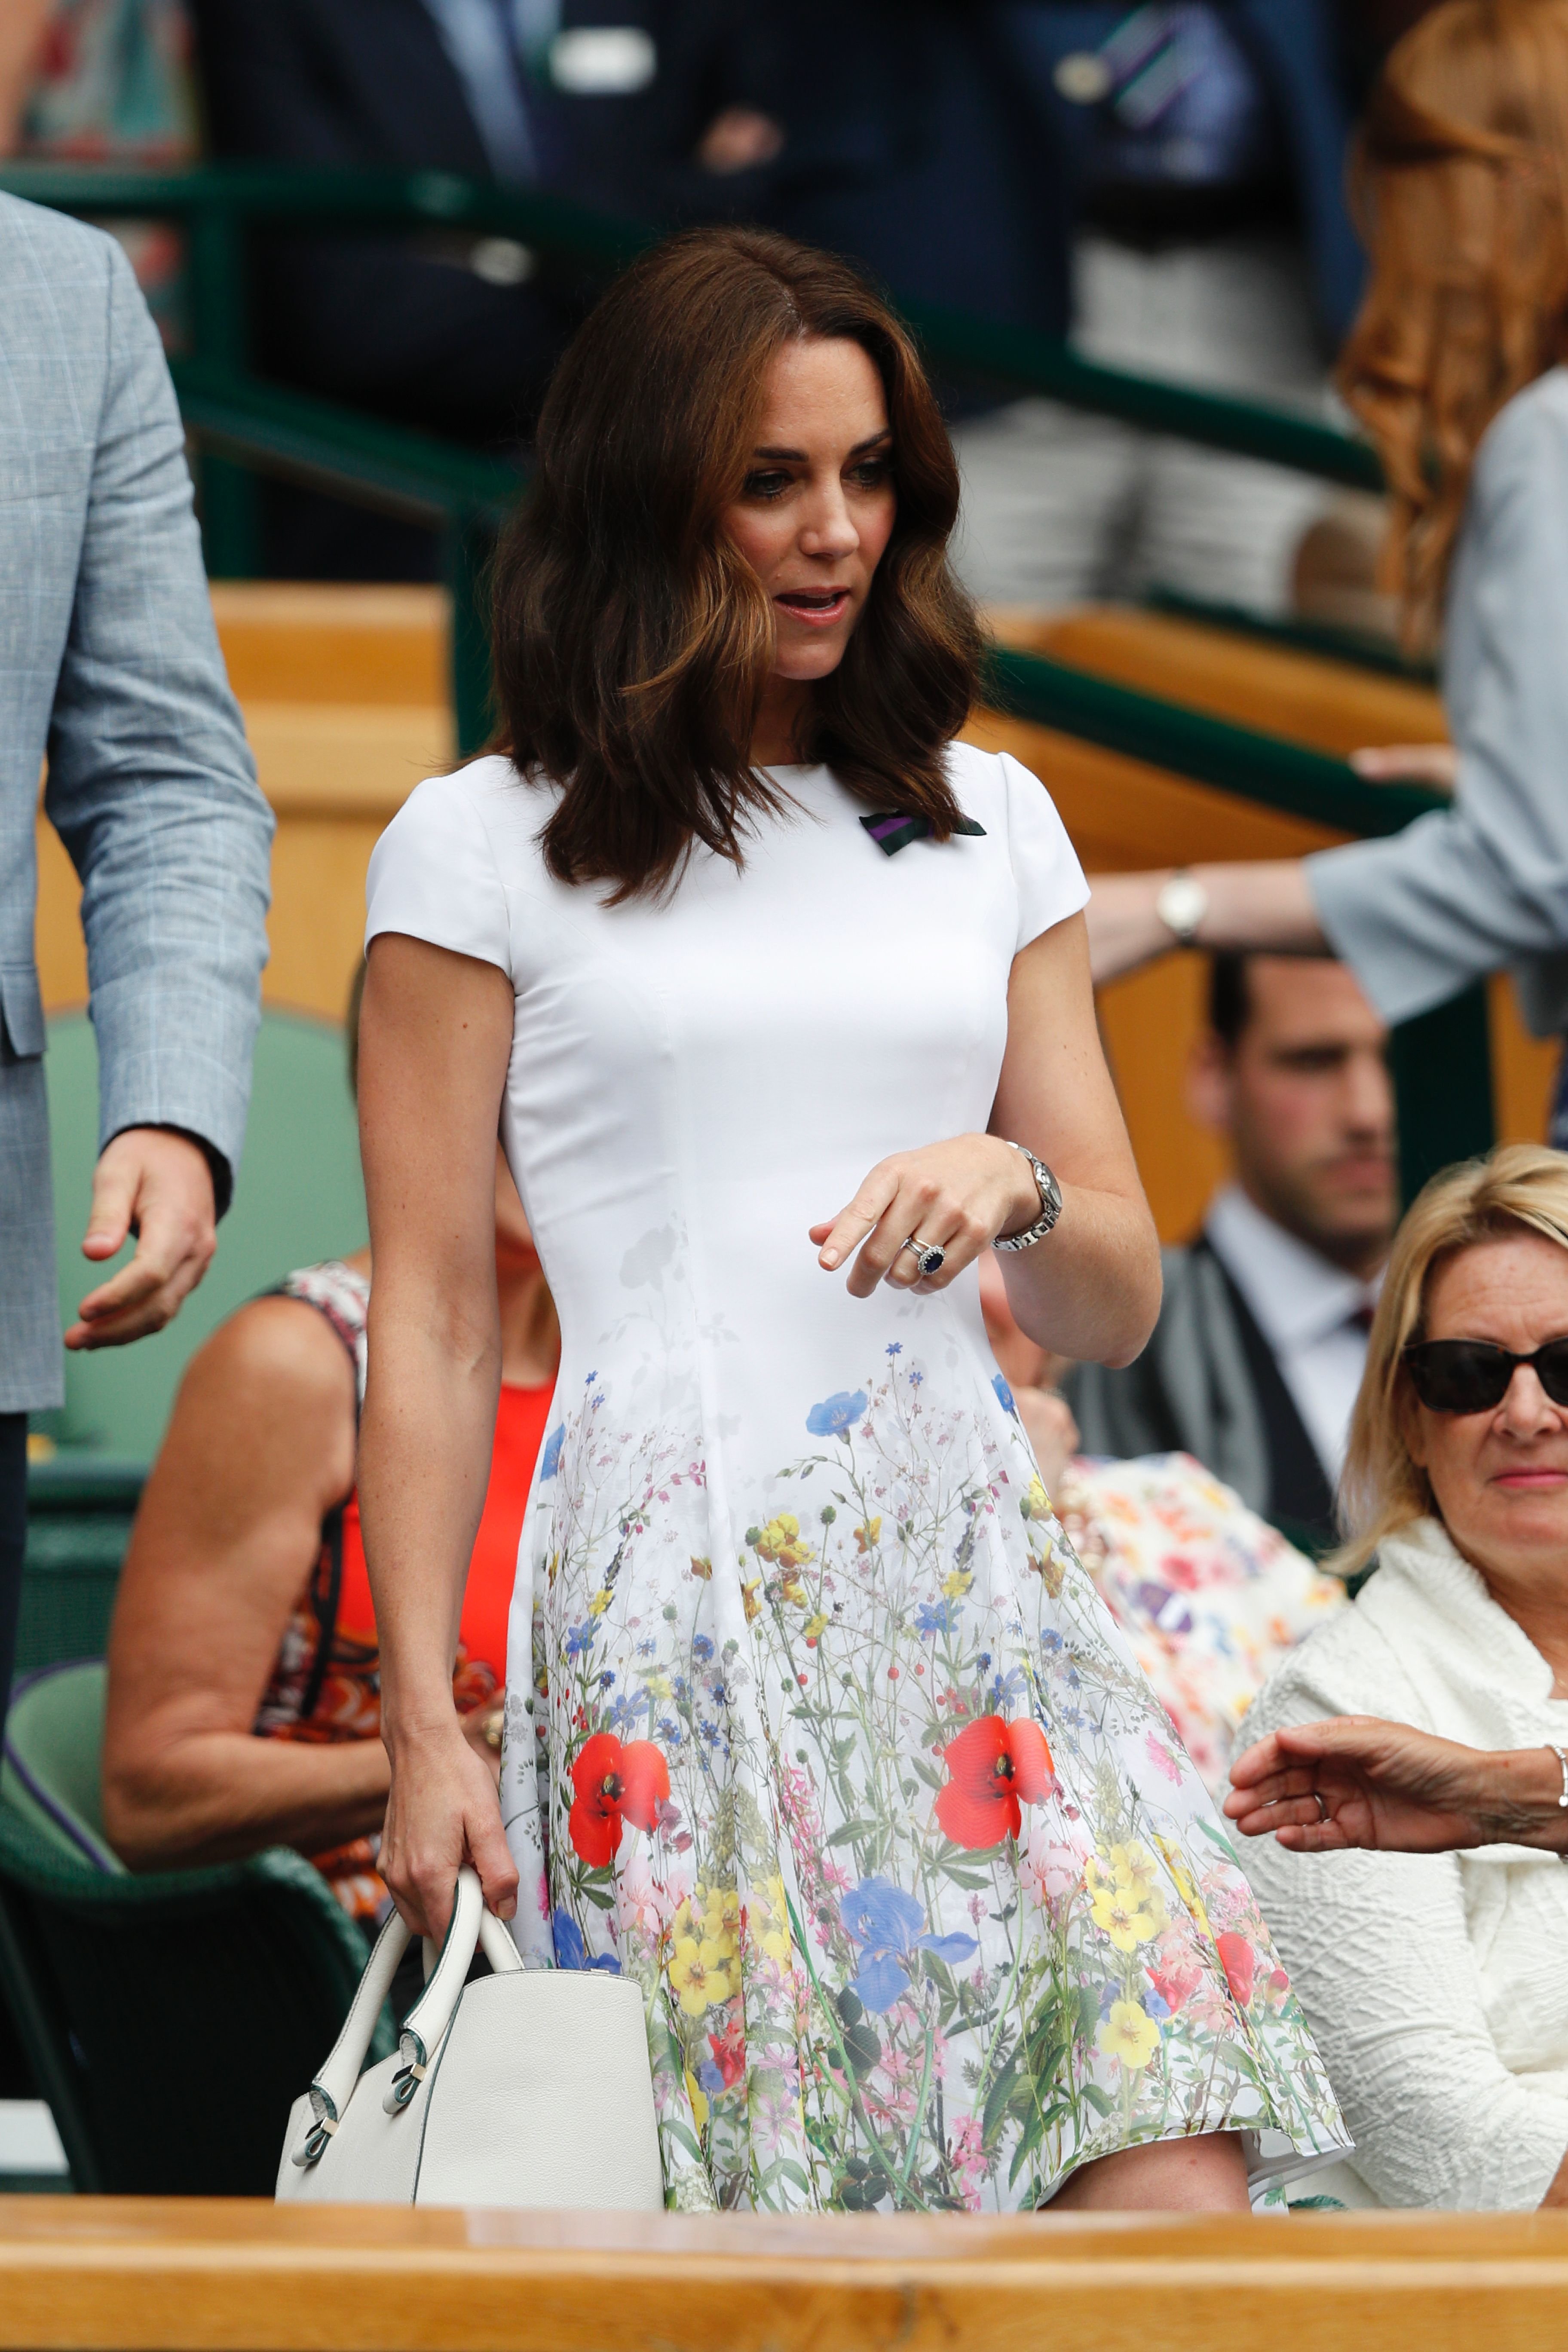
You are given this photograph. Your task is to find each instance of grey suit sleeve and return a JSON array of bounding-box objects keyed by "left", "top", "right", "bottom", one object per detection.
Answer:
[
  {"left": 1305, "top": 380, "right": 1568, "bottom": 1033},
  {"left": 42, "top": 238, "right": 273, "bottom": 1201}
]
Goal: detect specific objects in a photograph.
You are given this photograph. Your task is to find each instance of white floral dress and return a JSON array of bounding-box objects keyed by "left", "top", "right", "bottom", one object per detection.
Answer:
[{"left": 365, "top": 743, "right": 1350, "bottom": 2213}]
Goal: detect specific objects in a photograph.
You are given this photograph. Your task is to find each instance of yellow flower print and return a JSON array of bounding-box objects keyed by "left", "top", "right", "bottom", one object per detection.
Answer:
[
  {"left": 689, "top": 1555, "right": 712, "bottom": 1580},
  {"left": 854, "top": 1518, "right": 882, "bottom": 1553},
  {"left": 754, "top": 1514, "right": 815, "bottom": 1572},
  {"left": 1106, "top": 1840, "right": 1161, "bottom": 1905},
  {"left": 1087, "top": 1859, "right": 1163, "bottom": 1952},
  {"left": 943, "top": 1565, "right": 974, "bottom": 1602},
  {"left": 750, "top": 1875, "right": 793, "bottom": 1965},
  {"left": 803, "top": 1610, "right": 830, "bottom": 1645},
  {"left": 696, "top": 1882, "right": 741, "bottom": 1950},
  {"left": 587, "top": 1588, "right": 613, "bottom": 1618},
  {"left": 777, "top": 1571, "right": 808, "bottom": 1608},
  {"left": 1022, "top": 1475, "right": 1051, "bottom": 1522},
  {"left": 1099, "top": 1999, "right": 1161, "bottom": 2071},
  {"left": 741, "top": 1579, "right": 762, "bottom": 1624},
  {"left": 1153, "top": 1833, "right": 1213, "bottom": 1942},
  {"left": 669, "top": 1934, "right": 736, "bottom": 2016},
  {"left": 684, "top": 2067, "right": 709, "bottom": 2133},
  {"left": 641, "top": 1669, "right": 673, "bottom": 1702}
]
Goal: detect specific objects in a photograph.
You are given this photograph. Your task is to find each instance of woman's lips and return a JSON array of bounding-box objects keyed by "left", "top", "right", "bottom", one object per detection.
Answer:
[
  {"left": 775, "top": 589, "right": 850, "bottom": 626},
  {"left": 1493, "top": 1467, "right": 1568, "bottom": 1488}
]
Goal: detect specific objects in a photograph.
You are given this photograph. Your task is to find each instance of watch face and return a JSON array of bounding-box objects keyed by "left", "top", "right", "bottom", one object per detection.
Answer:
[
  {"left": 1158, "top": 875, "right": 1207, "bottom": 939},
  {"left": 1041, "top": 1164, "right": 1063, "bottom": 1218}
]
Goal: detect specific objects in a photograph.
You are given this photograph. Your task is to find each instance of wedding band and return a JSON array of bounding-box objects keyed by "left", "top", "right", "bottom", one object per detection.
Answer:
[
  {"left": 901, "top": 1236, "right": 946, "bottom": 1278},
  {"left": 1313, "top": 1791, "right": 1330, "bottom": 1824}
]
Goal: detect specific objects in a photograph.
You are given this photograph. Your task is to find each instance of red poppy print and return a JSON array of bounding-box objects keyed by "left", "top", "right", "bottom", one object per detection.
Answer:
[
  {"left": 708, "top": 2016, "right": 747, "bottom": 2089},
  {"left": 935, "top": 1714, "right": 1054, "bottom": 1850},
  {"left": 1216, "top": 1932, "right": 1256, "bottom": 2011},
  {"left": 567, "top": 1731, "right": 670, "bottom": 1865}
]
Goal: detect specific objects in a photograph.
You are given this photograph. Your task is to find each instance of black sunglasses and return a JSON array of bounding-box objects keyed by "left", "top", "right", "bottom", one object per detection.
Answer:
[{"left": 1403, "top": 1337, "right": 1568, "bottom": 1414}]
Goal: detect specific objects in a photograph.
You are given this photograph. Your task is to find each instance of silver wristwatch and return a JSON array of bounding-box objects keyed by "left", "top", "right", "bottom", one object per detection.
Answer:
[
  {"left": 995, "top": 1141, "right": 1063, "bottom": 1252},
  {"left": 1155, "top": 867, "right": 1209, "bottom": 947}
]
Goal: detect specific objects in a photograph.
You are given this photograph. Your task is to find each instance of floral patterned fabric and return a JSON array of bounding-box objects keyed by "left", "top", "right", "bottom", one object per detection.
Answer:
[
  {"left": 1057, "top": 1453, "right": 1347, "bottom": 1796},
  {"left": 366, "top": 746, "right": 1351, "bottom": 2214}
]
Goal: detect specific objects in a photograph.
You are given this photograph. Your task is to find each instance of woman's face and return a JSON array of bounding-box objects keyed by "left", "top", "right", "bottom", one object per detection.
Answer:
[
  {"left": 721, "top": 335, "right": 897, "bottom": 688},
  {"left": 1406, "top": 1231, "right": 1568, "bottom": 1592}
]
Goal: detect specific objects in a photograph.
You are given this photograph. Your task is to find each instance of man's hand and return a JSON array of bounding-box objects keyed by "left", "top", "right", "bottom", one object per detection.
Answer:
[{"left": 66, "top": 1127, "right": 217, "bottom": 1350}]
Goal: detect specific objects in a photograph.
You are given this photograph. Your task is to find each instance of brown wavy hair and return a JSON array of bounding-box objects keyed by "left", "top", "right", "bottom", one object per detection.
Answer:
[
  {"left": 487, "top": 226, "right": 982, "bottom": 900},
  {"left": 1339, "top": 0, "right": 1568, "bottom": 651}
]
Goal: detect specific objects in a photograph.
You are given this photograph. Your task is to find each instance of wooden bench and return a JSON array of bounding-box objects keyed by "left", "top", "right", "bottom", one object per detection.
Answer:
[{"left": 3, "top": 2199, "right": 1568, "bottom": 2352}]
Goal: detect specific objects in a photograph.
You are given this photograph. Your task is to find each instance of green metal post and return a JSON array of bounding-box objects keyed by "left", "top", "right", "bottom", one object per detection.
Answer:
[
  {"left": 445, "top": 512, "right": 497, "bottom": 756},
  {"left": 1390, "top": 984, "right": 1495, "bottom": 1207},
  {"left": 186, "top": 203, "right": 260, "bottom": 576}
]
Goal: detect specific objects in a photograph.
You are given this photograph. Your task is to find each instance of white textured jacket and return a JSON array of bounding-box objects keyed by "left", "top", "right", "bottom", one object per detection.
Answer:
[{"left": 1237, "top": 1519, "right": 1568, "bottom": 2208}]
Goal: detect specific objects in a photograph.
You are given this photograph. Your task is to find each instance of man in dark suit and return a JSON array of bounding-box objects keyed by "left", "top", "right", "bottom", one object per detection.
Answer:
[
  {"left": 1067, "top": 953, "right": 1396, "bottom": 1553},
  {"left": 190, "top": 0, "right": 774, "bottom": 572}
]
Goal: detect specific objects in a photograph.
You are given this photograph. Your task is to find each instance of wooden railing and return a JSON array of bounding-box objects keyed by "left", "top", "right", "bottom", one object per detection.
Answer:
[{"left": 1, "top": 2200, "right": 1567, "bottom": 2351}]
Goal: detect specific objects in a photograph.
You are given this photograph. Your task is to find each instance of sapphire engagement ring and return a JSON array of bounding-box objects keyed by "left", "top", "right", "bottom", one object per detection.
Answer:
[{"left": 901, "top": 1236, "right": 946, "bottom": 1278}]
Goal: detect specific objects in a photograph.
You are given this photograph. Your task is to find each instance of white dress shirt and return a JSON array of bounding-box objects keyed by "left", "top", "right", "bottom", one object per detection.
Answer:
[{"left": 1204, "top": 1184, "right": 1381, "bottom": 1483}]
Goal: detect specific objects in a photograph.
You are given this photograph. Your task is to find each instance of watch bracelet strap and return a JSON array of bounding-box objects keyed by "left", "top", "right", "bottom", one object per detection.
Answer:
[{"left": 995, "top": 1139, "right": 1060, "bottom": 1252}]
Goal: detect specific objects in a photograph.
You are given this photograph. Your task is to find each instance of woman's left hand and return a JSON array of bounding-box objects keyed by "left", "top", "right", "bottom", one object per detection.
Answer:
[
  {"left": 810, "top": 1134, "right": 1038, "bottom": 1298},
  {"left": 1223, "top": 1717, "right": 1568, "bottom": 1855}
]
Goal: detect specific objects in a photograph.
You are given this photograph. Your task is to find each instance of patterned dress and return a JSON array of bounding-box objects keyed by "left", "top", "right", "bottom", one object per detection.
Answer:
[{"left": 364, "top": 744, "right": 1351, "bottom": 2212}]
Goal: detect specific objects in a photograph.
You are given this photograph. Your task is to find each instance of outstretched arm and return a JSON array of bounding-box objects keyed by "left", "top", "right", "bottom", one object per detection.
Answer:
[{"left": 1225, "top": 1717, "right": 1568, "bottom": 1856}]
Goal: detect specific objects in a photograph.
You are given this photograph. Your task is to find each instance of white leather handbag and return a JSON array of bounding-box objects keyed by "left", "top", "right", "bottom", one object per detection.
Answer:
[{"left": 276, "top": 1867, "right": 665, "bottom": 2208}]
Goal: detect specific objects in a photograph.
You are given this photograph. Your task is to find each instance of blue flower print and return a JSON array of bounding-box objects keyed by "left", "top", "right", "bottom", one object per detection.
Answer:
[
  {"left": 540, "top": 1424, "right": 566, "bottom": 1479},
  {"left": 806, "top": 1389, "right": 868, "bottom": 1438},
  {"left": 565, "top": 1620, "right": 595, "bottom": 1658},
  {"left": 914, "top": 1602, "right": 952, "bottom": 1638},
  {"left": 840, "top": 1877, "right": 978, "bottom": 2013},
  {"left": 553, "top": 1907, "right": 620, "bottom": 1973},
  {"left": 992, "top": 1372, "right": 1017, "bottom": 1417},
  {"left": 885, "top": 1342, "right": 902, "bottom": 1357}
]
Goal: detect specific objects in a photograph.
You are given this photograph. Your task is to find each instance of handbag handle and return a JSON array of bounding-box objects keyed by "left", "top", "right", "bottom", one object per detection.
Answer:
[{"left": 291, "top": 1866, "right": 523, "bottom": 2168}]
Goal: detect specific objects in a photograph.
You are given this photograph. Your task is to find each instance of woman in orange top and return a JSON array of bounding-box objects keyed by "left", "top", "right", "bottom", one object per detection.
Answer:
[{"left": 101, "top": 1139, "right": 557, "bottom": 1924}]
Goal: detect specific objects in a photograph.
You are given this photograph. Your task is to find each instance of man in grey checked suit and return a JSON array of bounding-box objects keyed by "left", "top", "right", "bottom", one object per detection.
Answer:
[{"left": 0, "top": 195, "right": 273, "bottom": 1721}]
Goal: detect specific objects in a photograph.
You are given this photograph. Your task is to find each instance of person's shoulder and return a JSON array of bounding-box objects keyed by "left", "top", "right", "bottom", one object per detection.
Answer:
[
  {"left": 1473, "top": 368, "right": 1568, "bottom": 500},
  {"left": 0, "top": 193, "right": 120, "bottom": 297},
  {"left": 941, "top": 737, "right": 1048, "bottom": 818},
  {"left": 181, "top": 1290, "right": 358, "bottom": 1421}
]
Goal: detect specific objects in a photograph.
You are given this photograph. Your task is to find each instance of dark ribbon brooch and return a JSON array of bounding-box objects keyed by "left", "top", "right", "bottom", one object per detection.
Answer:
[{"left": 860, "top": 812, "right": 987, "bottom": 856}]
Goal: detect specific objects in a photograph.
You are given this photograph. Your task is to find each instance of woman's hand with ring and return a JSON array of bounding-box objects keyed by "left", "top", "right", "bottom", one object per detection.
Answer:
[{"left": 810, "top": 1134, "right": 1039, "bottom": 1298}]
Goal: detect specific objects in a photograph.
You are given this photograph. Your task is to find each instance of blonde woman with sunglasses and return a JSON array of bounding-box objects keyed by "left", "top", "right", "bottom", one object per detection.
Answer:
[{"left": 1225, "top": 1143, "right": 1568, "bottom": 2209}]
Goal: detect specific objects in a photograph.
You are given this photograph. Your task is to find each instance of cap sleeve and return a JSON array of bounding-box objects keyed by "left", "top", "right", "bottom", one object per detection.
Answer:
[
  {"left": 364, "top": 770, "right": 512, "bottom": 977},
  {"left": 999, "top": 751, "right": 1089, "bottom": 952}
]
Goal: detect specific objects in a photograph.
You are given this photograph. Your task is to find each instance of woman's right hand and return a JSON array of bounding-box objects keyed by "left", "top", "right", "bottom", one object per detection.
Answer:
[
  {"left": 1225, "top": 1716, "right": 1568, "bottom": 1856},
  {"left": 379, "top": 1718, "right": 518, "bottom": 1942}
]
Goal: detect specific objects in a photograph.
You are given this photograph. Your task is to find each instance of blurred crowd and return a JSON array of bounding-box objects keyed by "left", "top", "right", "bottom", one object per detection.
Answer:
[{"left": 1, "top": 1, "right": 1426, "bottom": 584}]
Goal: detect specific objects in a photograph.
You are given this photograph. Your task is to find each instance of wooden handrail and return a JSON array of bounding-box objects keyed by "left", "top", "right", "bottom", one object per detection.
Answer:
[{"left": 2, "top": 2200, "right": 1568, "bottom": 2351}]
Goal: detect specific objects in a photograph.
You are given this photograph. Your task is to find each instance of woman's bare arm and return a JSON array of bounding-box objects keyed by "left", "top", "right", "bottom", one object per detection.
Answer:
[
  {"left": 356, "top": 932, "right": 519, "bottom": 1940},
  {"left": 1085, "top": 862, "right": 1326, "bottom": 986},
  {"left": 101, "top": 1297, "right": 387, "bottom": 1869}
]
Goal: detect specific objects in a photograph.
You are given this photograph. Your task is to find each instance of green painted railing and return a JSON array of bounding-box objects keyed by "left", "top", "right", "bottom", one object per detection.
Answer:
[{"left": 0, "top": 160, "right": 1487, "bottom": 1197}]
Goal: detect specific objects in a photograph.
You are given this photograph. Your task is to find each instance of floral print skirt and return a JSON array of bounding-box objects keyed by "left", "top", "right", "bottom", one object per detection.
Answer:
[{"left": 499, "top": 1331, "right": 1349, "bottom": 2214}]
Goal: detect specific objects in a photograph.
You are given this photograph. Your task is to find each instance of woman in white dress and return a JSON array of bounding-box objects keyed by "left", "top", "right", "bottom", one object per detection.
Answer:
[{"left": 355, "top": 227, "right": 1348, "bottom": 2213}]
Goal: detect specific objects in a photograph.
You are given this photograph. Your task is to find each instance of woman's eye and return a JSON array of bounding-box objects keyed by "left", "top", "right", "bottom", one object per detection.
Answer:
[
  {"left": 743, "top": 470, "right": 793, "bottom": 500},
  {"left": 848, "top": 457, "right": 893, "bottom": 489}
]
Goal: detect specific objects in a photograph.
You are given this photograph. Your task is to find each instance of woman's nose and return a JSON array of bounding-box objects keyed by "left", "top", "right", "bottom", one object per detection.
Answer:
[
  {"left": 799, "top": 489, "right": 858, "bottom": 557},
  {"left": 1501, "top": 1364, "right": 1561, "bottom": 1432}
]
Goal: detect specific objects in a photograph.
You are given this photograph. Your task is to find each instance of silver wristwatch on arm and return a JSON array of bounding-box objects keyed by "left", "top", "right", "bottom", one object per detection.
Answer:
[
  {"left": 1155, "top": 867, "right": 1209, "bottom": 946},
  {"left": 995, "top": 1141, "right": 1063, "bottom": 1252}
]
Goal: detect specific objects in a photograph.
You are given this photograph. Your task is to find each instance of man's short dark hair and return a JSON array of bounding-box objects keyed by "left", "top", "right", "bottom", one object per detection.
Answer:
[
  {"left": 1208, "top": 948, "right": 1342, "bottom": 1050},
  {"left": 1208, "top": 951, "right": 1252, "bottom": 1050}
]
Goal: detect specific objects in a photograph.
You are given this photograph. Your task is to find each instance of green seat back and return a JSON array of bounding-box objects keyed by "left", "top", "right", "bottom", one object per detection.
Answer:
[
  {"left": 1, "top": 1662, "right": 119, "bottom": 1871},
  {"left": 0, "top": 1798, "right": 390, "bottom": 2195},
  {"left": 17, "top": 1460, "right": 143, "bottom": 1681},
  {"left": 39, "top": 1008, "right": 367, "bottom": 1461}
]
